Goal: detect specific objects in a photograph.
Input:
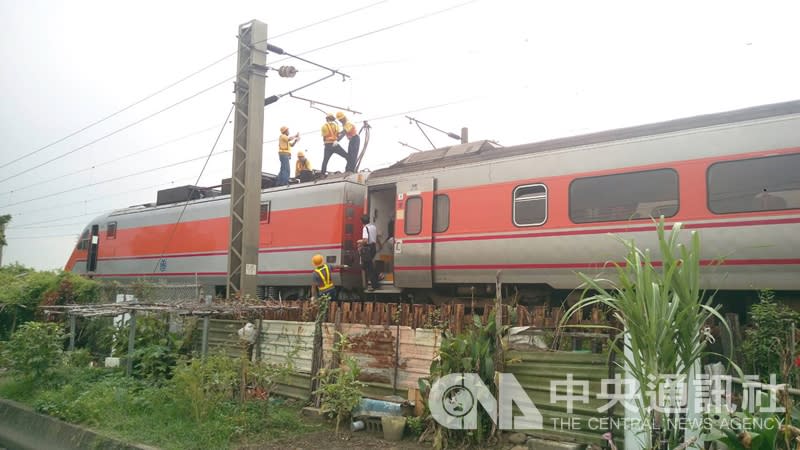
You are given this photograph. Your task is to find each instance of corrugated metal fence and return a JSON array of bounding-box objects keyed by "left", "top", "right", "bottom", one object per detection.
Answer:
[
  {"left": 199, "top": 317, "right": 619, "bottom": 447},
  {"left": 198, "top": 319, "right": 440, "bottom": 400},
  {"left": 507, "top": 350, "right": 621, "bottom": 447}
]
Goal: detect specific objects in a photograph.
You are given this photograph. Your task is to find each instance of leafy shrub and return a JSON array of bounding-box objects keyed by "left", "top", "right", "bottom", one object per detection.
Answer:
[
  {"left": 170, "top": 354, "right": 239, "bottom": 422},
  {"left": 315, "top": 336, "right": 365, "bottom": 435},
  {"left": 65, "top": 348, "right": 93, "bottom": 368},
  {"left": 406, "top": 415, "right": 425, "bottom": 436},
  {"left": 113, "top": 314, "right": 187, "bottom": 381},
  {"left": 741, "top": 289, "right": 800, "bottom": 384},
  {"left": 3, "top": 321, "right": 65, "bottom": 381}
]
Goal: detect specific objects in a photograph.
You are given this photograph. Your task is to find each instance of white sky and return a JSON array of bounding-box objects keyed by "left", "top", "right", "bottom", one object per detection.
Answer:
[{"left": 1, "top": 0, "right": 799, "bottom": 270}]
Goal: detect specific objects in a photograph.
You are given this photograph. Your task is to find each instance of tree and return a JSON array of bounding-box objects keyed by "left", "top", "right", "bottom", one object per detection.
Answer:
[{"left": 0, "top": 214, "right": 10, "bottom": 266}]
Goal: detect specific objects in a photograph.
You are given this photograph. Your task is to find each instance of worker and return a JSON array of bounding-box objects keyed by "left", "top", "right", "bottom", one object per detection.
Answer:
[
  {"left": 336, "top": 111, "right": 360, "bottom": 172},
  {"left": 311, "top": 254, "right": 348, "bottom": 301},
  {"left": 295, "top": 151, "right": 313, "bottom": 182},
  {"left": 358, "top": 214, "right": 380, "bottom": 292},
  {"left": 320, "top": 113, "right": 348, "bottom": 175},
  {"left": 278, "top": 126, "right": 300, "bottom": 186}
]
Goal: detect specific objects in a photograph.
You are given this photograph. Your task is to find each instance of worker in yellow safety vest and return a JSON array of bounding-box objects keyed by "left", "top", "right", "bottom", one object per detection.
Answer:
[
  {"left": 320, "top": 113, "right": 348, "bottom": 175},
  {"left": 336, "top": 112, "right": 360, "bottom": 172},
  {"left": 311, "top": 254, "right": 349, "bottom": 300},
  {"left": 295, "top": 151, "right": 313, "bottom": 182},
  {"left": 278, "top": 126, "right": 299, "bottom": 186}
]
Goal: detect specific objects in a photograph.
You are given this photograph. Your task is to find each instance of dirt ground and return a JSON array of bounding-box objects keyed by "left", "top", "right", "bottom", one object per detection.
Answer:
[{"left": 241, "top": 429, "right": 430, "bottom": 450}]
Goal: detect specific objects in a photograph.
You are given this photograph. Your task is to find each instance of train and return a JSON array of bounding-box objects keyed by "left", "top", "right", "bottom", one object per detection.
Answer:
[{"left": 65, "top": 99, "right": 800, "bottom": 304}]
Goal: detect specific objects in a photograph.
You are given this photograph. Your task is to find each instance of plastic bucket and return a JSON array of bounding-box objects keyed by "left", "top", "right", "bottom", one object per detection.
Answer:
[{"left": 381, "top": 416, "right": 406, "bottom": 441}]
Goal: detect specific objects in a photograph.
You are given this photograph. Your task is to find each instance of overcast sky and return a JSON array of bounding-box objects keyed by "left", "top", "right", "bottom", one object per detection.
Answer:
[{"left": 1, "top": 0, "right": 799, "bottom": 270}]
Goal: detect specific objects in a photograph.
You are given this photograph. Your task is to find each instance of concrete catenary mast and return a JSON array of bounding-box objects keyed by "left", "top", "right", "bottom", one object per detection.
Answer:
[{"left": 227, "top": 20, "right": 268, "bottom": 299}]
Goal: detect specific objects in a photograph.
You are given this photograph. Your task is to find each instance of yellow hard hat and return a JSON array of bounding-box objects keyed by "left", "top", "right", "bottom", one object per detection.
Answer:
[
  {"left": 280, "top": 126, "right": 289, "bottom": 133},
  {"left": 297, "top": 151, "right": 305, "bottom": 158},
  {"left": 335, "top": 111, "right": 346, "bottom": 120},
  {"left": 312, "top": 254, "right": 324, "bottom": 267}
]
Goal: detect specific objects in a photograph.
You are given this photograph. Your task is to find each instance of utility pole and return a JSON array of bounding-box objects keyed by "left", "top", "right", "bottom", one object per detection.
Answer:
[{"left": 227, "top": 20, "right": 268, "bottom": 300}]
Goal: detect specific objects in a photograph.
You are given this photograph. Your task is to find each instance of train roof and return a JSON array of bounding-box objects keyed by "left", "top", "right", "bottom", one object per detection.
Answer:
[
  {"left": 106, "top": 174, "right": 363, "bottom": 217},
  {"left": 371, "top": 99, "right": 800, "bottom": 178}
]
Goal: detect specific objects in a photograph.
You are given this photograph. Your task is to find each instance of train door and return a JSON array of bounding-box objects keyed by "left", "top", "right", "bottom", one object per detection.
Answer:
[
  {"left": 393, "top": 178, "right": 434, "bottom": 288},
  {"left": 86, "top": 224, "right": 100, "bottom": 273},
  {"left": 366, "top": 184, "right": 397, "bottom": 287}
]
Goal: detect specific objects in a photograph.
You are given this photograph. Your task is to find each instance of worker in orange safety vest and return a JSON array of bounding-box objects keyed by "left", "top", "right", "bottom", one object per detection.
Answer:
[
  {"left": 295, "top": 151, "right": 313, "bottom": 182},
  {"left": 320, "top": 113, "right": 348, "bottom": 175},
  {"left": 336, "top": 111, "right": 360, "bottom": 173}
]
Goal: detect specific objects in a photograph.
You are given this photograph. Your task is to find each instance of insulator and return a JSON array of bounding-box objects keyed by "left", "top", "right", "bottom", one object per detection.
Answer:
[{"left": 277, "top": 66, "right": 297, "bottom": 78}]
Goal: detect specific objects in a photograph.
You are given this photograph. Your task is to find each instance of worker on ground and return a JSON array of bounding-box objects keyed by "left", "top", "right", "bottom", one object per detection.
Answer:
[
  {"left": 311, "top": 254, "right": 348, "bottom": 301},
  {"left": 320, "top": 113, "right": 348, "bottom": 175},
  {"left": 336, "top": 111, "right": 360, "bottom": 172},
  {"left": 278, "top": 126, "right": 299, "bottom": 186},
  {"left": 295, "top": 151, "right": 313, "bottom": 182},
  {"left": 358, "top": 214, "right": 380, "bottom": 292}
]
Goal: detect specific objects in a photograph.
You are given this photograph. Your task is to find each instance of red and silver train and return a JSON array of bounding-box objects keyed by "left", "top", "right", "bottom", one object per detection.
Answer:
[{"left": 66, "top": 100, "right": 800, "bottom": 302}]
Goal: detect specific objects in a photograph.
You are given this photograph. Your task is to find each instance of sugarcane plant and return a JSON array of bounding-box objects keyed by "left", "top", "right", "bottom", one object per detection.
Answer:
[{"left": 563, "top": 218, "right": 734, "bottom": 449}]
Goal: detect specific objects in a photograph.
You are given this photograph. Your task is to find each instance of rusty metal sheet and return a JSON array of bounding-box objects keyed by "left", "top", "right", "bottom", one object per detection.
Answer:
[
  {"left": 396, "top": 327, "right": 440, "bottom": 389},
  {"left": 322, "top": 324, "right": 440, "bottom": 390}
]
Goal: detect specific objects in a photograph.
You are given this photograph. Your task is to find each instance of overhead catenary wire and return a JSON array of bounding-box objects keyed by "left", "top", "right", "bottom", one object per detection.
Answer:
[
  {"left": 4, "top": 233, "right": 82, "bottom": 240},
  {"left": 0, "top": 77, "right": 232, "bottom": 186},
  {"left": 0, "top": 149, "right": 233, "bottom": 209},
  {"left": 0, "top": 0, "right": 393, "bottom": 171},
  {"left": 5, "top": 170, "right": 231, "bottom": 228},
  {"left": 150, "top": 105, "right": 234, "bottom": 273},
  {"left": 272, "top": 0, "right": 480, "bottom": 61},
  {"left": 0, "top": 97, "right": 473, "bottom": 214},
  {"left": 0, "top": 124, "right": 223, "bottom": 196},
  {"left": 1, "top": 1, "right": 477, "bottom": 186}
]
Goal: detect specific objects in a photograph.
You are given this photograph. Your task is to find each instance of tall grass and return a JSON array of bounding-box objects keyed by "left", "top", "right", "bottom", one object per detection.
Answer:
[{"left": 563, "top": 219, "right": 733, "bottom": 449}]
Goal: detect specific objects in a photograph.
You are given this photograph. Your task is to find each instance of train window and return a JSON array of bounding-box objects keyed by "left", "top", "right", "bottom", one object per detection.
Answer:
[
  {"left": 405, "top": 196, "right": 423, "bottom": 235},
  {"left": 513, "top": 184, "right": 547, "bottom": 226},
  {"left": 76, "top": 229, "right": 89, "bottom": 250},
  {"left": 433, "top": 194, "right": 450, "bottom": 233},
  {"left": 569, "top": 169, "right": 679, "bottom": 223},
  {"left": 106, "top": 222, "right": 117, "bottom": 239},
  {"left": 260, "top": 201, "right": 270, "bottom": 223},
  {"left": 708, "top": 153, "right": 800, "bottom": 214}
]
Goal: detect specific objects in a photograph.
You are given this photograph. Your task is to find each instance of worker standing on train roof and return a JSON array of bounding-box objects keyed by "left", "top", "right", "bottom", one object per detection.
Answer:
[
  {"left": 278, "top": 126, "right": 299, "bottom": 186},
  {"left": 295, "top": 151, "right": 313, "bottom": 182},
  {"left": 310, "top": 254, "right": 348, "bottom": 301},
  {"left": 320, "top": 113, "right": 348, "bottom": 176},
  {"left": 336, "top": 112, "right": 360, "bottom": 173}
]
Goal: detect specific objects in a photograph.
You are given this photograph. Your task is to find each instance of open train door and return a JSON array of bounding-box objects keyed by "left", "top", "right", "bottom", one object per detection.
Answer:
[
  {"left": 393, "top": 178, "right": 434, "bottom": 288},
  {"left": 85, "top": 224, "right": 99, "bottom": 274}
]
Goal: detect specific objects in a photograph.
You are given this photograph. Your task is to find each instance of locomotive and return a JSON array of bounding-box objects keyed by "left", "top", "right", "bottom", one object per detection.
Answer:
[{"left": 66, "top": 99, "right": 800, "bottom": 304}]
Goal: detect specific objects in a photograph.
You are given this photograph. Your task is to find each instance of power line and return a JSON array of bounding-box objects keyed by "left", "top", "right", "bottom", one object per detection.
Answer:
[
  {"left": 0, "top": 0, "right": 392, "bottom": 172},
  {"left": 151, "top": 106, "right": 234, "bottom": 273},
  {"left": 274, "top": 0, "right": 480, "bottom": 61},
  {"left": 0, "top": 77, "right": 232, "bottom": 185},
  {"left": 0, "top": 149, "right": 232, "bottom": 209},
  {"left": 0, "top": 95, "right": 472, "bottom": 215},
  {"left": 270, "top": 0, "right": 392, "bottom": 40},
  {"left": 9, "top": 222, "right": 88, "bottom": 230},
  {"left": 5, "top": 171, "right": 229, "bottom": 226},
  {"left": 1, "top": 1, "right": 474, "bottom": 186},
  {"left": 0, "top": 124, "right": 222, "bottom": 196},
  {"left": 4, "top": 233, "right": 80, "bottom": 240},
  {"left": 0, "top": 60, "right": 233, "bottom": 172}
]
